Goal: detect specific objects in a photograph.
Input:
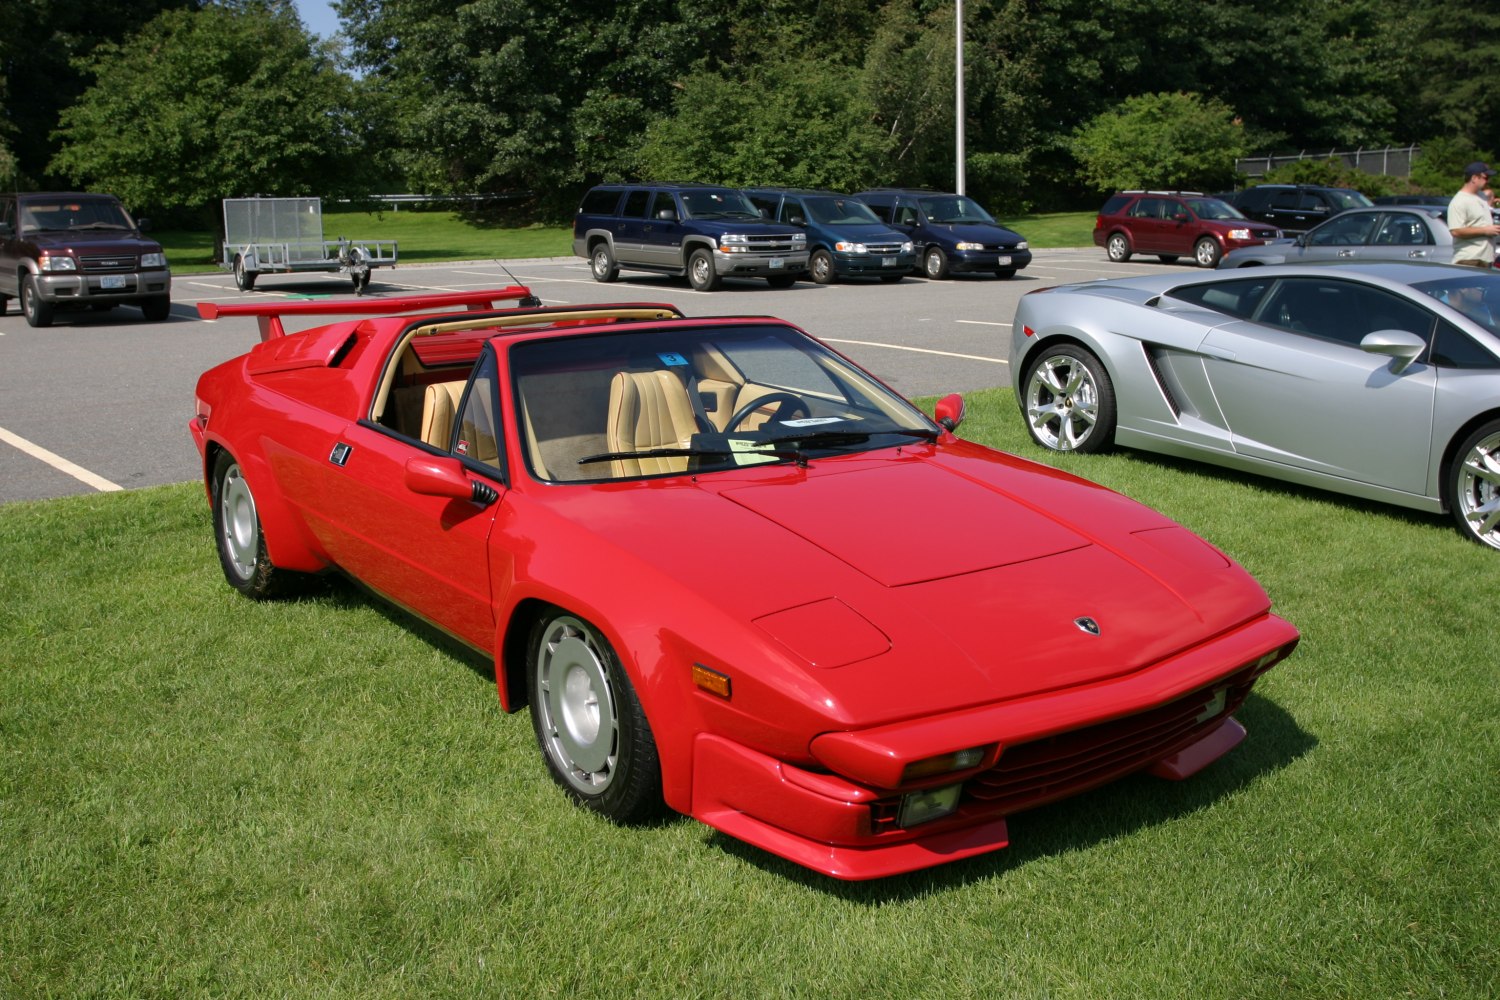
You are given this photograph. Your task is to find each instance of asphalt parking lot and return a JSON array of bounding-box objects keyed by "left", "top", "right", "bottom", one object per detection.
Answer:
[{"left": 0, "top": 248, "right": 1196, "bottom": 505}]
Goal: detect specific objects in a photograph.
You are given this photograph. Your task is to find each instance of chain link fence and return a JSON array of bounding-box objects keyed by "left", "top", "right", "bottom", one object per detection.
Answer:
[{"left": 1235, "top": 145, "right": 1421, "bottom": 179}]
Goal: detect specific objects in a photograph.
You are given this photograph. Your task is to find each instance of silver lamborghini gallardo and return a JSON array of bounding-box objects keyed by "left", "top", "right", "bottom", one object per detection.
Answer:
[{"left": 1010, "top": 261, "right": 1500, "bottom": 550}]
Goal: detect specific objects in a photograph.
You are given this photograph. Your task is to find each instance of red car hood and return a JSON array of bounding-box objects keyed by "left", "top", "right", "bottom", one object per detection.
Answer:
[{"left": 544, "top": 444, "right": 1271, "bottom": 716}]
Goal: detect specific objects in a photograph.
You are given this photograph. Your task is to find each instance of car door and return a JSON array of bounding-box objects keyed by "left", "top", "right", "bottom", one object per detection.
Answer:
[
  {"left": 1127, "top": 197, "right": 1169, "bottom": 253},
  {"left": 611, "top": 188, "right": 653, "bottom": 266},
  {"left": 1296, "top": 211, "right": 1380, "bottom": 262},
  {"left": 638, "top": 190, "right": 685, "bottom": 268},
  {"left": 1366, "top": 211, "right": 1440, "bottom": 262},
  {"left": 303, "top": 348, "right": 509, "bottom": 652},
  {"left": 1268, "top": 191, "right": 1329, "bottom": 233},
  {"left": 1197, "top": 276, "right": 1436, "bottom": 494},
  {"left": 0, "top": 196, "right": 18, "bottom": 297}
]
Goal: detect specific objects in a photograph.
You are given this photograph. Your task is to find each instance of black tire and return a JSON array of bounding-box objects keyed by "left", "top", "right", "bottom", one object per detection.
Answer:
[
  {"left": 1193, "top": 237, "right": 1222, "bottom": 268},
  {"left": 210, "top": 451, "right": 290, "bottom": 599},
  {"left": 923, "top": 246, "right": 950, "bottom": 280},
  {"left": 809, "top": 249, "right": 835, "bottom": 284},
  {"left": 21, "top": 274, "right": 53, "bottom": 328},
  {"left": 1157, "top": 254, "right": 1180, "bottom": 264},
  {"left": 766, "top": 273, "right": 796, "bottom": 289},
  {"left": 1447, "top": 419, "right": 1500, "bottom": 551},
  {"left": 996, "top": 267, "right": 1017, "bottom": 279},
  {"left": 351, "top": 270, "right": 371, "bottom": 294},
  {"left": 140, "top": 296, "right": 170, "bottom": 321},
  {"left": 1106, "top": 232, "right": 1132, "bottom": 263},
  {"left": 687, "top": 248, "right": 721, "bottom": 291},
  {"left": 0, "top": 293, "right": 8, "bottom": 314},
  {"left": 527, "top": 610, "right": 663, "bottom": 823},
  {"left": 590, "top": 243, "right": 619, "bottom": 283},
  {"left": 233, "top": 255, "right": 256, "bottom": 292},
  {"left": 1020, "top": 343, "right": 1117, "bottom": 453}
]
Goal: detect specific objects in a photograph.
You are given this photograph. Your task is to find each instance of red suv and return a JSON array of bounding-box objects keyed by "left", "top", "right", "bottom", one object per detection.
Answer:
[{"left": 1093, "top": 191, "right": 1282, "bottom": 268}]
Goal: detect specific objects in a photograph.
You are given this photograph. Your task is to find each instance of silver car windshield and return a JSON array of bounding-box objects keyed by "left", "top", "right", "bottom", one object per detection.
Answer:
[{"left": 1413, "top": 275, "right": 1500, "bottom": 336}]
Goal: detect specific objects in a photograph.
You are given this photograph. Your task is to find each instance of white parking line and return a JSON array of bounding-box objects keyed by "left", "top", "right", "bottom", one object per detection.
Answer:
[
  {"left": 0, "top": 426, "right": 122, "bottom": 493},
  {"left": 823, "top": 339, "right": 1009, "bottom": 365},
  {"left": 957, "top": 319, "right": 1011, "bottom": 327}
]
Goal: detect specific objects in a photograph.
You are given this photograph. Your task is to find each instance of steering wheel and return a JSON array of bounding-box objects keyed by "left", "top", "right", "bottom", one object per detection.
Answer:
[{"left": 726, "top": 391, "right": 810, "bottom": 431}]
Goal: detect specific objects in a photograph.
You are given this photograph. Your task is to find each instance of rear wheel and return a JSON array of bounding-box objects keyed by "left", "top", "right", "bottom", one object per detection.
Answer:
[
  {"left": 1022, "top": 344, "right": 1116, "bottom": 453},
  {"left": 1448, "top": 419, "right": 1500, "bottom": 550},
  {"left": 809, "top": 249, "right": 835, "bottom": 284},
  {"left": 21, "top": 274, "right": 53, "bottom": 327},
  {"left": 590, "top": 243, "right": 619, "bottom": 283},
  {"left": 527, "top": 610, "right": 663, "bottom": 823},
  {"left": 211, "top": 451, "right": 290, "bottom": 598},
  {"left": 1106, "top": 233, "right": 1132, "bottom": 262},
  {"left": 923, "top": 246, "right": 950, "bottom": 280},
  {"left": 351, "top": 270, "right": 371, "bottom": 294},
  {"left": 233, "top": 255, "right": 256, "bottom": 292},
  {"left": 687, "top": 248, "right": 720, "bottom": 291},
  {"left": 1194, "top": 237, "right": 1223, "bottom": 268}
]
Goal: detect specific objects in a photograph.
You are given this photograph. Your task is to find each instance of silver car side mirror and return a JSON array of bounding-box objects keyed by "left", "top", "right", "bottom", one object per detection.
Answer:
[{"left": 1360, "top": 329, "right": 1426, "bottom": 375}]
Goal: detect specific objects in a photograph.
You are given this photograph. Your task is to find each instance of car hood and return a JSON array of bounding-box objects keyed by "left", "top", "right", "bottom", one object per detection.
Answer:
[
  {"left": 23, "top": 230, "right": 161, "bottom": 255},
  {"left": 820, "top": 223, "right": 908, "bottom": 242},
  {"left": 928, "top": 222, "right": 1024, "bottom": 244},
  {"left": 541, "top": 444, "right": 1271, "bottom": 716}
]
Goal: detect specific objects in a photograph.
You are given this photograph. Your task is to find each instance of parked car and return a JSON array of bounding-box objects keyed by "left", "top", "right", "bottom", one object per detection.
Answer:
[
  {"left": 1217, "top": 184, "right": 1373, "bottom": 234},
  {"left": 743, "top": 187, "right": 915, "bottom": 284},
  {"left": 1092, "top": 191, "right": 1281, "bottom": 268},
  {"left": 572, "top": 183, "right": 808, "bottom": 291},
  {"left": 1011, "top": 261, "right": 1500, "bottom": 550},
  {"left": 856, "top": 188, "right": 1031, "bottom": 279},
  {"left": 1220, "top": 206, "right": 1452, "bottom": 267},
  {"left": 189, "top": 287, "right": 1298, "bottom": 880},
  {"left": 1373, "top": 194, "right": 1451, "bottom": 220},
  {"left": 0, "top": 191, "right": 171, "bottom": 327}
]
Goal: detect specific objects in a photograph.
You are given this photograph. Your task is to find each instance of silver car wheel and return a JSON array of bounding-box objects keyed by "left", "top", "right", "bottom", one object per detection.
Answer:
[
  {"left": 534, "top": 615, "right": 620, "bottom": 794},
  {"left": 1454, "top": 427, "right": 1500, "bottom": 550},
  {"left": 1024, "top": 347, "right": 1116, "bottom": 453},
  {"left": 1106, "top": 233, "right": 1131, "bottom": 262},
  {"left": 218, "top": 462, "right": 260, "bottom": 581}
]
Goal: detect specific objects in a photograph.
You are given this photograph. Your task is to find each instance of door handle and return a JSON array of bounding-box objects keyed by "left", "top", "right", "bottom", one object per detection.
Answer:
[
  {"left": 1337, "top": 249, "right": 1355, "bottom": 258},
  {"left": 1409, "top": 249, "right": 1427, "bottom": 258},
  {"left": 1200, "top": 344, "right": 1236, "bottom": 361}
]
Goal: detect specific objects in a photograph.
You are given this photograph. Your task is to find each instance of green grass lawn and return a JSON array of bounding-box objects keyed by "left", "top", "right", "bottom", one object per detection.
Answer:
[
  {"left": 3, "top": 388, "right": 1495, "bottom": 997},
  {"left": 157, "top": 210, "right": 1097, "bottom": 274}
]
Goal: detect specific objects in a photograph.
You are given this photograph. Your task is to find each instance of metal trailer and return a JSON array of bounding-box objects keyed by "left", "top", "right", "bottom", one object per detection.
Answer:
[{"left": 221, "top": 197, "right": 398, "bottom": 293}]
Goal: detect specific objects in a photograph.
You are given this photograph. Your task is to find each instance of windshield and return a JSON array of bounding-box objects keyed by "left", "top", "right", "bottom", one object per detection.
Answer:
[
  {"left": 20, "top": 197, "right": 135, "bottom": 233},
  {"left": 1185, "top": 198, "right": 1246, "bottom": 221},
  {"left": 804, "top": 197, "right": 883, "bottom": 226},
  {"left": 509, "top": 323, "right": 938, "bottom": 482},
  {"left": 679, "top": 189, "right": 762, "bottom": 220},
  {"left": 917, "top": 195, "right": 996, "bottom": 224},
  {"left": 1413, "top": 274, "right": 1500, "bottom": 336}
]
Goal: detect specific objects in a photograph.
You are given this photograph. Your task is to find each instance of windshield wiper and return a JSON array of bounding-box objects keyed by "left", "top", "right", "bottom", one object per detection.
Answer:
[
  {"left": 578, "top": 446, "right": 732, "bottom": 465},
  {"left": 764, "top": 427, "right": 938, "bottom": 448}
]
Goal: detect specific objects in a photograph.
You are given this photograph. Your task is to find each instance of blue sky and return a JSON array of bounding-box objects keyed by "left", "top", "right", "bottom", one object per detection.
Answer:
[{"left": 291, "top": 0, "right": 341, "bottom": 39}]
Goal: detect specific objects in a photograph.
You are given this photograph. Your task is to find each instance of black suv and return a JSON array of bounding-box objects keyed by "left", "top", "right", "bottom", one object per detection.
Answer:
[
  {"left": 855, "top": 188, "right": 1031, "bottom": 279},
  {"left": 0, "top": 191, "right": 172, "bottom": 327},
  {"left": 1217, "top": 184, "right": 1373, "bottom": 234},
  {"left": 573, "top": 183, "right": 808, "bottom": 290}
]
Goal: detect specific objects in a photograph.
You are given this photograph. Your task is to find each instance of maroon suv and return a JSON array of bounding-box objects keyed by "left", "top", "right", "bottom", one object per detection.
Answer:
[
  {"left": 1093, "top": 191, "right": 1282, "bottom": 268},
  {"left": 0, "top": 192, "right": 172, "bottom": 327}
]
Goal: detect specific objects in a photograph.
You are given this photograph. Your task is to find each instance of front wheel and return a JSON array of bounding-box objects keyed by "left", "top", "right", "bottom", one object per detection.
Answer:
[
  {"left": 1106, "top": 233, "right": 1132, "bottom": 262},
  {"left": 1022, "top": 344, "right": 1117, "bottom": 453},
  {"left": 1193, "top": 237, "right": 1222, "bottom": 268},
  {"left": 996, "top": 267, "right": 1017, "bottom": 279},
  {"left": 21, "top": 274, "right": 54, "bottom": 327},
  {"left": 140, "top": 296, "right": 171, "bottom": 321},
  {"left": 923, "top": 247, "right": 950, "bottom": 280},
  {"left": 687, "top": 248, "right": 721, "bottom": 291},
  {"left": 1448, "top": 419, "right": 1500, "bottom": 550},
  {"left": 527, "top": 611, "right": 663, "bottom": 823},
  {"left": 590, "top": 243, "right": 619, "bottom": 283},
  {"left": 808, "top": 249, "right": 835, "bottom": 284},
  {"left": 211, "top": 451, "right": 291, "bottom": 598},
  {"left": 233, "top": 255, "right": 256, "bottom": 292}
]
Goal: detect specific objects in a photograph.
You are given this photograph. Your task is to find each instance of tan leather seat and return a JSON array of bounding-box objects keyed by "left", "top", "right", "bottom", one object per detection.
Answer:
[
  {"left": 606, "top": 370, "right": 699, "bottom": 476},
  {"left": 420, "top": 381, "right": 467, "bottom": 450}
]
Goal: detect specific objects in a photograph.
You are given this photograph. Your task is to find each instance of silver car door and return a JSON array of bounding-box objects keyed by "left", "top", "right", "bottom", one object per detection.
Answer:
[
  {"left": 1297, "top": 211, "right": 1380, "bottom": 262},
  {"left": 1367, "top": 211, "right": 1438, "bottom": 262},
  {"left": 1198, "top": 277, "right": 1436, "bottom": 494}
]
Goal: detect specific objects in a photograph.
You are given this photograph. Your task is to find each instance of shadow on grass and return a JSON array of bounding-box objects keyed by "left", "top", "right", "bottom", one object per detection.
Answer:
[{"left": 707, "top": 692, "right": 1316, "bottom": 899}]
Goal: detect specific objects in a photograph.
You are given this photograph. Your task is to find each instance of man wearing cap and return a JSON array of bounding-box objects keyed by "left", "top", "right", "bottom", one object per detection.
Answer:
[{"left": 1448, "top": 161, "right": 1500, "bottom": 268}]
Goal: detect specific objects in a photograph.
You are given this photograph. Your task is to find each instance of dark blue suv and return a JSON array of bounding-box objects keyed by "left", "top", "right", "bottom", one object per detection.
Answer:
[
  {"left": 743, "top": 187, "right": 915, "bottom": 284},
  {"left": 856, "top": 189, "right": 1031, "bottom": 279}
]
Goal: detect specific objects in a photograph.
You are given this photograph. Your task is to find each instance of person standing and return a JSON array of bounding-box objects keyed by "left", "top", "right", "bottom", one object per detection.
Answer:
[{"left": 1448, "top": 161, "right": 1500, "bottom": 267}]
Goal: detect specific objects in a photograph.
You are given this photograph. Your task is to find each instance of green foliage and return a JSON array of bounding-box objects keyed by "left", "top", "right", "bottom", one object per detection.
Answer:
[
  {"left": 635, "top": 59, "right": 889, "bottom": 189},
  {"left": 49, "top": 3, "right": 368, "bottom": 219},
  {"left": 1072, "top": 92, "right": 1246, "bottom": 194},
  {"left": 1410, "top": 136, "right": 1499, "bottom": 194}
]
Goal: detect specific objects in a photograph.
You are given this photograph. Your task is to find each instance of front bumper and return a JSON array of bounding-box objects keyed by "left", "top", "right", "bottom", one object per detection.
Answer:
[
  {"left": 947, "top": 248, "right": 1032, "bottom": 273},
  {"left": 690, "top": 613, "right": 1297, "bottom": 880},
  {"left": 836, "top": 251, "right": 917, "bottom": 276},
  {"left": 712, "top": 250, "right": 809, "bottom": 277},
  {"left": 35, "top": 269, "right": 171, "bottom": 304}
]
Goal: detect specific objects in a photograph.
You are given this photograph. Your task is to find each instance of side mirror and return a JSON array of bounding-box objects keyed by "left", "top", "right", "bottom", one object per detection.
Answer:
[
  {"left": 789, "top": 214, "right": 806, "bottom": 227},
  {"left": 0, "top": 221, "right": 12, "bottom": 238},
  {"left": 404, "top": 455, "right": 498, "bottom": 506},
  {"left": 1173, "top": 212, "right": 1191, "bottom": 223},
  {"left": 136, "top": 218, "right": 152, "bottom": 232},
  {"left": 656, "top": 208, "right": 677, "bottom": 221},
  {"left": 1360, "top": 329, "right": 1426, "bottom": 375},
  {"left": 934, "top": 393, "right": 965, "bottom": 432}
]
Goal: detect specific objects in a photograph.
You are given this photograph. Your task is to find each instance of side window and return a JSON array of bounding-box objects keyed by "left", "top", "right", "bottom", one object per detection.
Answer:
[
  {"left": 1099, "top": 195, "right": 1130, "bottom": 215},
  {"left": 1307, "top": 213, "right": 1377, "bottom": 246},
  {"left": 747, "top": 194, "right": 779, "bottom": 219},
  {"left": 1255, "top": 279, "right": 1432, "bottom": 348},
  {"left": 864, "top": 201, "right": 893, "bottom": 223},
  {"left": 1430, "top": 320, "right": 1500, "bottom": 369},
  {"left": 579, "top": 188, "right": 621, "bottom": 215},
  {"left": 894, "top": 203, "right": 919, "bottom": 226},
  {"left": 1373, "top": 213, "right": 1431, "bottom": 246},
  {"left": 1163, "top": 199, "right": 1186, "bottom": 219},
  {"left": 621, "top": 190, "right": 650, "bottom": 218},
  {"left": 1165, "top": 277, "right": 1272, "bottom": 319},
  {"left": 454, "top": 349, "right": 503, "bottom": 471},
  {"left": 1271, "top": 191, "right": 1301, "bottom": 211},
  {"left": 0, "top": 198, "right": 13, "bottom": 237}
]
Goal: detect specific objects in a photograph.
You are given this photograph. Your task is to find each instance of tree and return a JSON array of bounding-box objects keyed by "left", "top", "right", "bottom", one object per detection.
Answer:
[
  {"left": 1072, "top": 92, "right": 1247, "bottom": 193},
  {"left": 49, "top": 3, "right": 369, "bottom": 221}
]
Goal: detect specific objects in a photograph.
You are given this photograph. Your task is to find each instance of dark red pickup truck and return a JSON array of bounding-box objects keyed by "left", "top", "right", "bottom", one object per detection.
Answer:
[{"left": 0, "top": 191, "right": 172, "bottom": 327}]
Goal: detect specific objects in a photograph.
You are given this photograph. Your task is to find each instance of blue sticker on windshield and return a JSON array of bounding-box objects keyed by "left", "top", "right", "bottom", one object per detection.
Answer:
[{"left": 657, "top": 352, "right": 689, "bottom": 367}]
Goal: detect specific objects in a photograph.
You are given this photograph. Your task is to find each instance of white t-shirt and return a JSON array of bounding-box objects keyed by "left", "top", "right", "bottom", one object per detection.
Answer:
[{"left": 1448, "top": 190, "right": 1495, "bottom": 263}]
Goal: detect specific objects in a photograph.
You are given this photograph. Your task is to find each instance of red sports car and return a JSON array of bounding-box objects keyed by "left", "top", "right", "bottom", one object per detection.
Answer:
[{"left": 190, "top": 287, "right": 1298, "bottom": 880}]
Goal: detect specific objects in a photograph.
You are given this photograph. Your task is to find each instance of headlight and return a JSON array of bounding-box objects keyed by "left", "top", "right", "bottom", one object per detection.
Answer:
[
  {"left": 901, "top": 745, "right": 993, "bottom": 782},
  {"left": 141, "top": 252, "right": 168, "bottom": 268},
  {"left": 901, "top": 241, "right": 914, "bottom": 253},
  {"left": 1228, "top": 228, "right": 1250, "bottom": 240},
  {"left": 39, "top": 255, "right": 77, "bottom": 272},
  {"left": 718, "top": 234, "right": 751, "bottom": 253},
  {"left": 834, "top": 241, "right": 869, "bottom": 254},
  {"left": 1015, "top": 240, "right": 1029, "bottom": 250},
  {"left": 955, "top": 241, "right": 985, "bottom": 251}
]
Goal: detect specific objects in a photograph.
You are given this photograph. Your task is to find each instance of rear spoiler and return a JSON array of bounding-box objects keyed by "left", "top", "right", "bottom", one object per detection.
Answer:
[{"left": 196, "top": 286, "right": 542, "bottom": 342}]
